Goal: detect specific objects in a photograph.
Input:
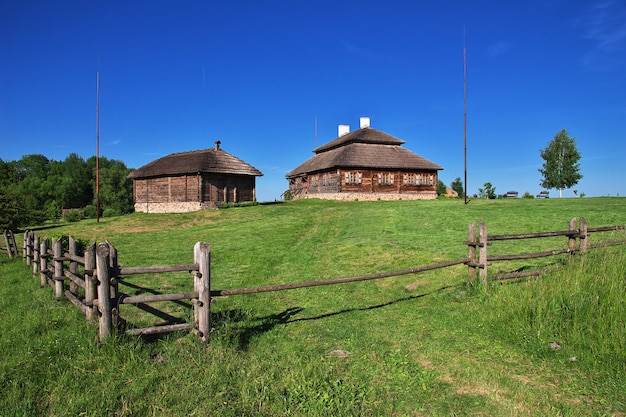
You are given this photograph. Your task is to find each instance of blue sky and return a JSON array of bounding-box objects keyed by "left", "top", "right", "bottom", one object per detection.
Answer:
[{"left": 1, "top": 0, "right": 625, "bottom": 200}]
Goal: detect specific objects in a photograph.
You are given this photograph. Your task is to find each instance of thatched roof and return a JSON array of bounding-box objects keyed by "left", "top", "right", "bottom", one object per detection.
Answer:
[
  {"left": 128, "top": 147, "right": 263, "bottom": 179},
  {"left": 286, "top": 127, "right": 442, "bottom": 178},
  {"left": 313, "top": 127, "right": 405, "bottom": 153}
]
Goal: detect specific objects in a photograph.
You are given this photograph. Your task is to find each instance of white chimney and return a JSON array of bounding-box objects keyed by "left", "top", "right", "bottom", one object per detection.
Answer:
[
  {"left": 338, "top": 124, "right": 350, "bottom": 136},
  {"left": 359, "top": 117, "right": 370, "bottom": 128}
]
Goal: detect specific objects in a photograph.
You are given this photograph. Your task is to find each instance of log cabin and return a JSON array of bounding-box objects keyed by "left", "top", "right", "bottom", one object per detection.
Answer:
[
  {"left": 128, "top": 141, "right": 263, "bottom": 212},
  {"left": 286, "top": 118, "right": 443, "bottom": 201}
]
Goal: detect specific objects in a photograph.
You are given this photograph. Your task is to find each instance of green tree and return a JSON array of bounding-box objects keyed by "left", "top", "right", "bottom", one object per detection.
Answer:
[
  {"left": 437, "top": 180, "right": 447, "bottom": 196},
  {"left": 88, "top": 156, "right": 134, "bottom": 215},
  {"left": 539, "top": 129, "right": 582, "bottom": 198},
  {"left": 478, "top": 182, "right": 496, "bottom": 199},
  {"left": 450, "top": 176, "right": 464, "bottom": 198},
  {"left": 54, "top": 153, "right": 92, "bottom": 208}
]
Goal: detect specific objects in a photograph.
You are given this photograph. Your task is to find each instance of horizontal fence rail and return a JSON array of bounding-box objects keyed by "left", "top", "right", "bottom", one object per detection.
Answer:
[
  {"left": 9, "top": 216, "right": 625, "bottom": 345},
  {"left": 467, "top": 217, "right": 626, "bottom": 283},
  {"left": 211, "top": 259, "right": 469, "bottom": 297}
]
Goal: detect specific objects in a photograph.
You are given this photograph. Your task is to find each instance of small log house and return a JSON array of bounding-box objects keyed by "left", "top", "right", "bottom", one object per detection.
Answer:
[
  {"left": 286, "top": 118, "right": 443, "bottom": 201},
  {"left": 128, "top": 142, "right": 263, "bottom": 212}
]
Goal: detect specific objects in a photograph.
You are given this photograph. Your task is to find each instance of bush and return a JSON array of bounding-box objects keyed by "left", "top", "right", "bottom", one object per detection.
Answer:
[
  {"left": 44, "top": 200, "right": 61, "bottom": 221},
  {"left": 83, "top": 205, "right": 97, "bottom": 218},
  {"left": 522, "top": 191, "right": 534, "bottom": 199},
  {"left": 63, "top": 209, "right": 83, "bottom": 223},
  {"left": 102, "top": 208, "right": 120, "bottom": 218}
]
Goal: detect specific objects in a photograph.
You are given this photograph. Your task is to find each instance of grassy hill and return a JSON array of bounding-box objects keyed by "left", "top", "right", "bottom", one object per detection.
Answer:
[{"left": 1, "top": 197, "right": 625, "bottom": 416}]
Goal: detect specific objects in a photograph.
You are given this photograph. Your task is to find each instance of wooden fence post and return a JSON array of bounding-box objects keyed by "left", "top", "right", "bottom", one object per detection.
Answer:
[
  {"left": 106, "top": 241, "right": 120, "bottom": 328},
  {"left": 96, "top": 243, "right": 113, "bottom": 340},
  {"left": 194, "top": 242, "right": 211, "bottom": 343},
  {"left": 39, "top": 238, "right": 49, "bottom": 287},
  {"left": 478, "top": 222, "right": 488, "bottom": 283},
  {"left": 25, "top": 231, "right": 32, "bottom": 266},
  {"left": 568, "top": 217, "right": 578, "bottom": 254},
  {"left": 467, "top": 222, "right": 477, "bottom": 284},
  {"left": 579, "top": 217, "right": 588, "bottom": 254},
  {"left": 68, "top": 236, "right": 79, "bottom": 294},
  {"left": 84, "top": 243, "right": 97, "bottom": 320},
  {"left": 53, "top": 238, "right": 64, "bottom": 301},
  {"left": 106, "top": 241, "right": 119, "bottom": 301},
  {"left": 32, "top": 235, "right": 40, "bottom": 276}
]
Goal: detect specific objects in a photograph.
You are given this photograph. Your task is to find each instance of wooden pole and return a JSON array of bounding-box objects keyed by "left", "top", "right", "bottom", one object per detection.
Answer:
[
  {"left": 32, "top": 235, "right": 40, "bottom": 276},
  {"left": 579, "top": 217, "right": 588, "bottom": 254},
  {"left": 568, "top": 217, "right": 577, "bottom": 254},
  {"left": 53, "top": 238, "right": 64, "bottom": 301},
  {"left": 194, "top": 241, "right": 211, "bottom": 343},
  {"left": 96, "top": 243, "right": 112, "bottom": 340},
  {"left": 106, "top": 241, "right": 119, "bottom": 301},
  {"left": 68, "top": 236, "right": 79, "bottom": 294},
  {"left": 478, "top": 222, "right": 488, "bottom": 283},
  {"left": 25, "top": 231, "right": 32, "bottom": 266},
  {"left": 39, "top": 238, "right": 49, "bottom": 288},
  {"left": 467, "top": 222, "right": 477, "bottom": 284},
  {"left": 84, "top": 243, "right": 97, "bottom": 320}
]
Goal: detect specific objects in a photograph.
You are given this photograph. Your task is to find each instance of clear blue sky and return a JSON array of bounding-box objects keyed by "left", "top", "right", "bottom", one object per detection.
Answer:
[{"left": 1, "top": 0, "right": 625, "bottom": 200}]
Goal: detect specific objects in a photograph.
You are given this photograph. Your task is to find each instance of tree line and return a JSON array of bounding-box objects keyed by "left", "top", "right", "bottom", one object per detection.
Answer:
[{"left": 0, "top": 153, "right": 133, "bottom": 230}]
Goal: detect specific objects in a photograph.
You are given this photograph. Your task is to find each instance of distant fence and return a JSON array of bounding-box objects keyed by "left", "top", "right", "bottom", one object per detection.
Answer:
[
  {"left": 10, "top": 217, "right": 626, "bottom": 344},
  {"left": 1, "top": 229, "right": 19, "bottom": 258}
]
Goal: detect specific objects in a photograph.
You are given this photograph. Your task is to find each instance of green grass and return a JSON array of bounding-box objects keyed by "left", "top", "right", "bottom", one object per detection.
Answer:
[{"left": 1, "top": 197, "right": 625, "bottom": 416}]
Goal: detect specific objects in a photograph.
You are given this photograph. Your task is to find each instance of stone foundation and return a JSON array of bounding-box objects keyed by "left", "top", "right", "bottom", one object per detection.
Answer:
[
  {"left": 134, "top": 202, "right": 204, "bottom": 213},
  {"left": 294, "top": 192, "right": 438, "bottom": 201}
]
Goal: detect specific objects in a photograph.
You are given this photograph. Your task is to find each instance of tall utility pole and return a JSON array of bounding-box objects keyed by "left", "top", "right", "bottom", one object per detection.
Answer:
[
  {"left": 96, "top": 71, "right": 100, "bottom": 223},
  {"left": 463, "top": 27, "right": 468, "bottom": 205}
]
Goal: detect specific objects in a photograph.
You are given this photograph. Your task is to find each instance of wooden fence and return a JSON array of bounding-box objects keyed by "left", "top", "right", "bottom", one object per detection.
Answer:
[
  {"left": 1, "top": 229, "right": 19, "bottom": 258},
  {"left": 20, "top": 232, "right": 211, "bottom": 343},
  {"left": 466, "top": 217, "right": 626, "bottom": 284},
  {"left": 13, "top": 217, "right": 626, "bottom": 344}
]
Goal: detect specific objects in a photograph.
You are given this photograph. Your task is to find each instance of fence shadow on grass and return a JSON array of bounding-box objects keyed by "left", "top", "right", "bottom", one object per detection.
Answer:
[{"left": 214, "top": 284, "right": 458, "bottom": 350}]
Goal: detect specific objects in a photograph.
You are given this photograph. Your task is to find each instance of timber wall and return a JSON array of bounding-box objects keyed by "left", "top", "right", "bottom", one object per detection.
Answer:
[
  {"left": 133, "top": 173, "right": 257, "bottom": 212},
  {"left": 290, "top": 169, "right": 438, "bottom": 200}
]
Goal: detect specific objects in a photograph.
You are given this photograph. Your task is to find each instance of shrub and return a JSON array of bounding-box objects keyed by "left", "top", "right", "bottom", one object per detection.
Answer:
[
  {"left": 63, "top": 209, "right": 83, "bottom": 223},
  {"left": 522, "top": 191, "right": 534, "bottom": 199},
  {"left": 44, "top": 200, "right": 61, "bottom": 221},
  {"left": 83, "top": 205, "right": 97, "bottom": 218},
  {"left": 102, "top": 208, "right": 120, "bottom": 218}
]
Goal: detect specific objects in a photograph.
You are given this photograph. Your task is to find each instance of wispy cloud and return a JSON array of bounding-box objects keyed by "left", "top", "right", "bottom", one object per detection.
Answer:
[
  {"left": 107, "top": 139, "right": 121, "bottom": 146},
  {"left": 577, "top": 0, "right": 626, "bottom": 71}
]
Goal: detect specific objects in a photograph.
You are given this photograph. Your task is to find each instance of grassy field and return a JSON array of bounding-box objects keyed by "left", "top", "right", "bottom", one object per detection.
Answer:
[{"left": 1, "top": 197, "right": 625, "bottom": 416}]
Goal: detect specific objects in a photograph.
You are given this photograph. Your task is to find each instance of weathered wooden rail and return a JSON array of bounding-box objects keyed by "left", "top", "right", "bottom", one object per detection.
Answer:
[
  {"left": 13, "top": 216, "right": 626, "bottom": 345},
  {"left": 466, "top": 217, "right": 626, "bottom": 283}
]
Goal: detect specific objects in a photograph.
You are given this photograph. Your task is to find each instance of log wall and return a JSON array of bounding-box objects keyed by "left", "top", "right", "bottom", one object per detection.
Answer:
[
  {"left": 133, "top": 173, "right": 257, "bottom": 212},
  {"left": 289, "top": 169, "right": 439, "bottom": 200}
]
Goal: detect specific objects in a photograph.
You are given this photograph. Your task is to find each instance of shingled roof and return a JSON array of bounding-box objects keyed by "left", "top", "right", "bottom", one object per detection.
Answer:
[
  {"left": 286, "top": 127, "right": 442, "bottom": 178},
  {"left": 128, "top": 147, "right": 263, "bottom": 179}
]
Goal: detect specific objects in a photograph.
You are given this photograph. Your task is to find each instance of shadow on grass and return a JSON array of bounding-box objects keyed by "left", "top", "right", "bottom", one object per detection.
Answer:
[
  {"left": 213, "top": 284, "right": 458, "bottom": 350},
  {"left": 116, "top": 280, "right": 194, "bottom": 343}
]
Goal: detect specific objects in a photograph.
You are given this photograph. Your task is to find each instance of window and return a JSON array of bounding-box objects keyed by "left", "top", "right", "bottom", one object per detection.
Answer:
[
  {"left": 345, "top": 172, "right": 362, "bottom": 185},
  {"left": 377, "top": 172, "right": 394, "bottom": 186},
  {"left": 404, "top": 173, "right": 434, "bottom": 186}
]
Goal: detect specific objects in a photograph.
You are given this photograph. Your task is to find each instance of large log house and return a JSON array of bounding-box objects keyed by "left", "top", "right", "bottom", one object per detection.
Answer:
[
  {"left": 286, "top": 118, "right": 443, "bottom": 201},
  {"left": 128, "top": 141, "right": 263, "bottom": 212}
]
